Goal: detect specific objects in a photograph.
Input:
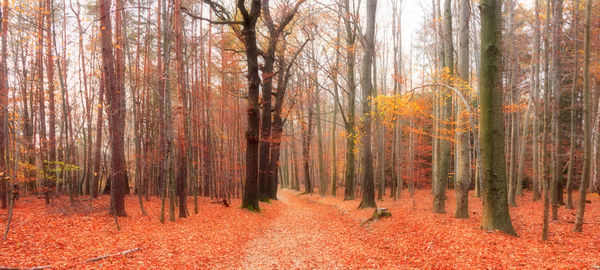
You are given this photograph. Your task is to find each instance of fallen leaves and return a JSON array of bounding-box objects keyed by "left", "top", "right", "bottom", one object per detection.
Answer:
[
  {"left": 303, "top": 189, "right": 600, "bottom": 269},
  {"left": 1, "top": 190, "right": 598, "bottom": 269},
  {"left": 0, "top": 196, "right": 280, "bottom": 269}
]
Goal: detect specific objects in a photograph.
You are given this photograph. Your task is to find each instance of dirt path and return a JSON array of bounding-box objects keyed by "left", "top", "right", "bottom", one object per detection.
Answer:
[{"left": 240, "top": 190, "right": 391, "bottom": 269}]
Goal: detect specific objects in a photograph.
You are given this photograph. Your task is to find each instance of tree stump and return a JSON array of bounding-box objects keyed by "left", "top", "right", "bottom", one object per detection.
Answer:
[{"left": 372, "top": 208, "right": 392, "bottom": 219}]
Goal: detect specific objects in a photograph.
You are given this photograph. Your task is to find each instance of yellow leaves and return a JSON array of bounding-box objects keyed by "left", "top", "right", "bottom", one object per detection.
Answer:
[
  {"left": 504, "top": 103, "right": 528, "bottom": 113},
  {"left": 371, "top": 93, "right": 426, "bottom": 128}
]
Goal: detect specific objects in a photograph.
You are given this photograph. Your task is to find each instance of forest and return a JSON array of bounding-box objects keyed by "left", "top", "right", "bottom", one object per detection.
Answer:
[{"left": 0, "top": 0, "right": 599, "bottom": 268}]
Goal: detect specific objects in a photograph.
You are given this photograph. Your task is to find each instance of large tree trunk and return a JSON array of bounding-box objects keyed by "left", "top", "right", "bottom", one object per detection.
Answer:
[
  {"left": 433, "top": 0, "right": 453, "bottom": 214},
  {"left": 342, "top": 0, "right": 357, "bottom": 201},
  {"left": 357, "top": 0, "right": 377, "bottom": 209},
  {"left": 174, "top": 0, "right": 188, "bottom": 218},
  {"left": 507, "top": 0, "right": 518, "bottom": 207},
  {"left": 98, "top": 0, "right": 127, "bottom": 217},
  {"left": 240, "top": 0, "right": 262, "bottom": 211},
  {"left": 258, "top": 1, "right": 275, "bottom": 199},
  {"left": 541, "top": 0, "right": 551, "bottom": 241},
  {"left": 532, "top": 0, "right": 542, "bottom": 201},
  {"left": 550, "top": 0, "right": 563, "bottom": 221},
  {"left": 566, "top": 6, "right": 579, "bottom": 209},
  {"left": 454, "top": 0, "right": 470, "bottom": 219},
  {"left": 478, "top": 0, "right": 517, "bottom": 236},
  {"left": 573, "top": 0, "right": 591, "bottom": 232}
]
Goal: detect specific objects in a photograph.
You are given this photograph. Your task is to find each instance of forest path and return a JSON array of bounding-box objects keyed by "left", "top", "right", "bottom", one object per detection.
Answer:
[{"left": 239, "top": 189, "right": 389, "bottom": 269}]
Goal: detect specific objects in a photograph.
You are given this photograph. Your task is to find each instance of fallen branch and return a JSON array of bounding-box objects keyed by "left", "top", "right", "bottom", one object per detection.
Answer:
[
  {"left": 85, "top": 248, "right": 141, "bottom": 263},
  {"left": 210, "top": 199, "right": 230, "bottom": 207}
]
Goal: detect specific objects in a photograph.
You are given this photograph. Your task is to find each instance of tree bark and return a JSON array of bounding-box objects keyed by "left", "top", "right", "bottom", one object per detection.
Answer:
[
  {"left": 550, "top": 0, "right": 563, "bottom": 221},
  {"left": 454, "top": 0, "right": 470, "bottom": 219},
  {"left": 0, "top": 0, "right": 8, "bottom": 210},
  {"left": 98, "top": 0, "right": 127, "bottom": 216},
  {"left": 478, "top": 0, "right": 517, "bottom": 236},
  {"left": 433, "top": 0, "right": 453, "bottom": 214},
  {"left": 573, "top": 0, "right": 591, "bottom": 232},
  {"left": 357, "top": 0, "right": 377, "bottom": 209},
  {"left": 174, "top": 0, "right": 188, "bottom": 218},
  {"left": 542, "top": 0, "right": 551, "bottom": 240},
  {"left": 342, "top": 0, "right": 357, "bottom": 201},
  {"left": 240, "top": 0, "right": 262, "bottom": 211}
]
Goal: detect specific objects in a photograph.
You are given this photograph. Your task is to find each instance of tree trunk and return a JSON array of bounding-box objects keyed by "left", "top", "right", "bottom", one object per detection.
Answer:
[
  {"left": 98, "top": 0, "right": 127, "bottom": 216},
  {"left": 478, "top": 0, "right": 517, "bottom": 236},
  {"left": 0, "top": 0, "right": 8, "bottom": 210},
  {"left": 258, "top": 0, "right": 275, "bottom": 199},
  {"left": 240, "top": 0, "right": 262, "bottom": 211},
  {"left": 433, "top": 0, "right": 453, "bottom": 214},
  {"left": 357, "top": 0, "right": 377, "bottom": 209},
  {"left": 392, "top": 0, "right": 402, "bottom": 201},
  {"left": 542, "top": 0, "right": 551, "bottom": 240},
  {"left": 331, "top": 11, "right": 341, "bottom": 197},
  {"left": 454, "top": 0, "right": 470, "bottom": 219},
  {"left": 174, "top": 0, "right": 187, "bottom": 218},
  {"left": 532, "top": 0, "right": 542, "bottom": 201},
  {"left": 573, "top": 0, "right": 591, "bottom": 232},
  {"left": 302, "top": 100, "right": 314, "bottom": 194},
  {"left": 566, "top": 6, "right": 579, "bottom": 209},
  {"left": 316, "top": 76, "right": 326, "bottom": 197},
  {"left": 343, "top": 0, "right": 357, "bottom": 201},
  {"left": 550, "top": 0, "right": 563, "bottom": 221}
]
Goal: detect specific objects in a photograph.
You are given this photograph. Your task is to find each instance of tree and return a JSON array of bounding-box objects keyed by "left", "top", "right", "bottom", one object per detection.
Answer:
[
  {"left": 97, "top": 0, "right": 127, "bottom": 217},
  {"left": 0, "top": 0, "right": 7, "bottom": 210},
  {"left": 478, "top": 0, "right": 517, "bottom": 236},
  {"left": 46, "top": 0, "right": 57, "bottom": 169},
  {"left": 433, "top": 0, "right": 453, "bottom": 214},
  {"left": 342, "top": 0, "right": 358, "bottom": 201},
  {"left": 392, "top": 0, "right": 403, "bottom": 201},
  {"left": 454, "top": 0, "right": 470, "bottom": 219},
  {"left": 239, "top": 0, "right": 263, "bottom": 211},
  {"left": 258, "top": 0, "right": 303, "bottom": 200},
  {"left": 531, "top": 0, "right": 542, "bottom": 202},
  {"left": 550, "top": 0, "right": 563, "bottom": 221},
  {"left": 541, "top": 0, "right": 551, "bottom": 241},
  {"left": 357, "top": 0, "right": 377, "bottom": 209},
  {"left": 174, "top": 0, "right": 188, "bottom": 218},
  {"left": 573, "top": 0, "right": 592, "bottom": 232}
]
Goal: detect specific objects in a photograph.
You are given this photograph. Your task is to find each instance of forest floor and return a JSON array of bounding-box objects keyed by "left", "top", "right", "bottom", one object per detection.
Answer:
[{"left": 1, "top": 188, "right": 599, "bottom": 269}]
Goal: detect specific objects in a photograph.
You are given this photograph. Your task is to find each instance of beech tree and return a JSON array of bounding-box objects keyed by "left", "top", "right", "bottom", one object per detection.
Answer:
[
  {"left": 357, "top": 0, "right": 377, "bottom": 209},
  {"left": 97, "top": 0, "right": 127, "bottom": 216},
  {"left": 574, "top": 0, "right": 592, "bottom": 232},
  {"left": 478, "top": 0, "right": 517, "bottom": 236}
]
